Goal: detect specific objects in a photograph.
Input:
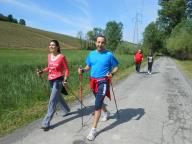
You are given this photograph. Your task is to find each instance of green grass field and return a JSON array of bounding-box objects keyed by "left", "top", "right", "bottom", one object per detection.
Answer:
[
  {"left": 175, "top": 60, "right": 192, "bottom": 80},
  {"left": 0, "top": 48, "right": 135, "bottom": 136},
  {"left": 0, "top": 21, "right": 80, "bottom": 49}
]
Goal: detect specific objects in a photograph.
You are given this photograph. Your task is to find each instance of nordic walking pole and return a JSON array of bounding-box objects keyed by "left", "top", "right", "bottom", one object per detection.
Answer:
[
  {"left": 79, "top": 73, "right": 84, "bottom": 127},
  {"left": 64, "top": 84, "right": 86, "bottom": 109},
  {"left": 110, "top": 81, "right": 120, "bottom": 119}
]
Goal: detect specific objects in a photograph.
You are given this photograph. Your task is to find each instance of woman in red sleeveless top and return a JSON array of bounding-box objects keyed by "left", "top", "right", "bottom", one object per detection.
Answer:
[{"left": 37, "top": 40, "right": 70, "bottom": 131}]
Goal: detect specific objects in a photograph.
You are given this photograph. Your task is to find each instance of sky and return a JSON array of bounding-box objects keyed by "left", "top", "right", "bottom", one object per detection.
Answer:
[{"left": 0, "top": 0, "right": 159, "bottom": 43}]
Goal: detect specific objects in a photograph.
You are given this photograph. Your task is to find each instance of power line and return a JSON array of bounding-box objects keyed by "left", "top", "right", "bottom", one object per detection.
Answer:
[
  {"left": 120, "top": 0, "right": 144, "bottom": 43},
  {"left": 133, "top": 12, "right": 142, "bottom": 45}
]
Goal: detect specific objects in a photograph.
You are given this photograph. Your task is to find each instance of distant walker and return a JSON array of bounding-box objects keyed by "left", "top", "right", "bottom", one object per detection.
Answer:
[{"left": 134, "top": 49, "right": 144, "bottom": 73}]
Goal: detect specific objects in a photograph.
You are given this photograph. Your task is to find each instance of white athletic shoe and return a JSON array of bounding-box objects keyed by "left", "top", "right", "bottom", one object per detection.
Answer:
[
  {"left": 101, "top": 111, "right": 110, "bottom": 121},
  {"left": 87, "top": 128, "right": 97, "bottom": 141}
]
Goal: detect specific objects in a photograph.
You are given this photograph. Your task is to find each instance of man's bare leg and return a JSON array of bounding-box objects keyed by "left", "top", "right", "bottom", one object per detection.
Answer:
[{"left": 93, "top": 109, "right": 101, "bottom": 128}]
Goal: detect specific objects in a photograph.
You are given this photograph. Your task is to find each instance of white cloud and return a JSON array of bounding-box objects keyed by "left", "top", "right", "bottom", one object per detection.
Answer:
[
  {"left": 66, "top": 0, "right": 93, "bottom": 28},
  {"left": 2, "top": 0, "right": 92, "bottom": 32},
  {"left": 73, "top": 0, "right": 90, "bottom": 17}
]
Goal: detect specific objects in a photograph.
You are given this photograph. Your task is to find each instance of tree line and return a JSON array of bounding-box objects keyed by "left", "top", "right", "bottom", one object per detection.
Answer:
[
  {"left": 77, "top": 21, "right": 136, "bottom": 54},
  {"left": 143, "top": 0, "right": 192, "bottom": 60},
  {"left": 0, "top": 13, "right": 26, "bottom": 26},
  {"left": 76, "top": 0, "right": 192, "bottom": 59},
  {"left": 77, "top": 21, "right": 125, "bottom": 52}
]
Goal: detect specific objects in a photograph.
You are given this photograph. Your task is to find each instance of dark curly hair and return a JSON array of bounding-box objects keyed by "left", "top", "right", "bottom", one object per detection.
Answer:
[{"left": 50, "top": 40, "right": 61, "bottom": 53}]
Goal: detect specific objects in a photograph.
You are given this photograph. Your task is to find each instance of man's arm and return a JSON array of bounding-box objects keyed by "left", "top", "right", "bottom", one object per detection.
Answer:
[
  {"left": 107, "top": 66, "right": 118, "bottom": 78},
  {"left": 111, "top": 66, "right": 118, "bottom": 75},
  {"left": 78, "top": 65, "right": 90, "bottom": 74}
]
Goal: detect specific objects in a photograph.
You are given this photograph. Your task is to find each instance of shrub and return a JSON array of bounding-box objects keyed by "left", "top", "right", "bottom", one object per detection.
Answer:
[{"left": 166, "top": 20, "right": 192, "bottom": 59}]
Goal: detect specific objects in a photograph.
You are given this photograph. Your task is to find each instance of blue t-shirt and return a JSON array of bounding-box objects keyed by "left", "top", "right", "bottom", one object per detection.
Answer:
[{"left": 86, "top": 50, "right": 119, "bottom": 78}]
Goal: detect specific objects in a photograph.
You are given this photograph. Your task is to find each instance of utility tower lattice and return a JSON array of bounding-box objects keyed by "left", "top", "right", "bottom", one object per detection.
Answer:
[{"left": 133, "top": 13, "right": 142, "bottom": 46}]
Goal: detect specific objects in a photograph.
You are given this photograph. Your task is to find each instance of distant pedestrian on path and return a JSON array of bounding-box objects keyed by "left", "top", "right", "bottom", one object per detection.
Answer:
[
  {"left": 37, "top": 40, "right": 70, "bottom": 131},
  {"left": 147, "top": 54, "right": 153, "bottom": 74},
  {"left": 134, "top": 49, "right": 144, "bottom": 73},
  {"left": 78, "top": 35, "right": 119, "bottom": 141}
]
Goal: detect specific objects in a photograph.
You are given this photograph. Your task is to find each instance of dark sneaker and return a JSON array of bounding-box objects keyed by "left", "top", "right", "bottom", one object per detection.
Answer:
[
  {"left": 63, "top": 110, "right": 71, "bottom": 117},
  {"left": 41, "top": 125, "right": 50, "bottom": 131}
]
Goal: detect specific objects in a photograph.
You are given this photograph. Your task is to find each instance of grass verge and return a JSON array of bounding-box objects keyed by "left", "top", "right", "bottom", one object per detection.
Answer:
[{"left": 175, "top": 59, "right": 192, "bottom": 80}]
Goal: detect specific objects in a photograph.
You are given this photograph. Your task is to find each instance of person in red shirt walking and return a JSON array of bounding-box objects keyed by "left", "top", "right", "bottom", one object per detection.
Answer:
[
  {"left": 37, "top": 40, "right": 70, "bottom": 131},
  {"left": 134, "top": 49, "right": 144, "bottom": 73}
]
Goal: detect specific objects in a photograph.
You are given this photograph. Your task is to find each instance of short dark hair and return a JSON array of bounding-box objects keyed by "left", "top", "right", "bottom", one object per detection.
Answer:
[
  {"left": 96, "top": 35, "right": 106, "bottom": 43},
  {"left": 50, "top": 40, "right": 61, "bottom": 53}
]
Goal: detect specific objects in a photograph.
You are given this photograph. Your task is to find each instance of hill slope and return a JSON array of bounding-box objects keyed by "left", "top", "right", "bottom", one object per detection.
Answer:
[{"left": 0, "top": 21, "right": 80, "bottom": 49}]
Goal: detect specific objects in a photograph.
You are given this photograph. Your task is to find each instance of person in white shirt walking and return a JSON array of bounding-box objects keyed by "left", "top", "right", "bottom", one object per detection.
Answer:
[{"left": 147, "top": 54, "right": 153, "bottom": 74}]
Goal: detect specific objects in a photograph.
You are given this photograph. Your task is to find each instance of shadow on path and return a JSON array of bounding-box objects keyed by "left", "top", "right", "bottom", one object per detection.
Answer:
[
  {"left": 137, "top": 71, "right": 160, "bottom": 75},
  {"left": 98, "top": 108, "right": 145, "bottom": 136},
  {"left": 50, "top": 105, "right": 94, "bottom": 129}
]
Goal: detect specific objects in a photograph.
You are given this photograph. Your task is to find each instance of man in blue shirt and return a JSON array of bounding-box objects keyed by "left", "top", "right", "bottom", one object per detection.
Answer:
[{"left": 78, "top": 35, "right": 119, "bottom": 141}]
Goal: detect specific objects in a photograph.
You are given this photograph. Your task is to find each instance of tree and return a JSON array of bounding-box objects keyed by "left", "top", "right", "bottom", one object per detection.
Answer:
[
  {"left": 86, "top": 27, "right": 104, "bottom": 50},
  {"left": 7, "top": 14, "right": 18, "bottom": 23},
  {"left": 0, "top": 13, "right": 8, "bottom": 21},
  {"left": 93, "top": 27, "right": 104, "bottom": 40},
  {"left": 87, "top": 30, "right": 94, "bottom": 41},
  {"left": 86, "top": 30, "right": 95, "bottom": 50},
  {"left": 19, "top": 19, "right": 26, "bottom": 25},
  {"left": 166, "top": 20, "right": 192, "bottom": 59},
  {"left": 86, "top": 27, "right": 105, "bottom": 41},
  {"left": 143, "top": 22, "right": 162, "bottom": 54},
  {"left": 158, "top": 0, "right": 187, "bottom": 35},
  {"left": 8, "top": 14, "right": 13, "bottom": 22},
  {"left": 77, "top": 31, "right": 83, "bottom": 49},
  {"left": 105, "top": 21, "right": 123, "bottom": 51},
  {"left": 12, "top": 18, "right": 18, "bottom": 23}
]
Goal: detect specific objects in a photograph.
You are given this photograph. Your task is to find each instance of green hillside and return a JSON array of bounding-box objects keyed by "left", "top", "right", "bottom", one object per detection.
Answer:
[{"left": 0, "top": 21, "right": 81, "bottom": 49}]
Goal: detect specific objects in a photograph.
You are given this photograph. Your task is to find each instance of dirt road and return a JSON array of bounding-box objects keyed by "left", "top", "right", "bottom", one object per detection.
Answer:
[{"left": 1, "top": 57, "right": 192, "bottom": 144}]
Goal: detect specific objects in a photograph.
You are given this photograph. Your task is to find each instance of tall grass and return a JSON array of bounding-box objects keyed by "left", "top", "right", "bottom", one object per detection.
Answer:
[{"left": 0, "top": 48, "right": 134, "bottom": 135}]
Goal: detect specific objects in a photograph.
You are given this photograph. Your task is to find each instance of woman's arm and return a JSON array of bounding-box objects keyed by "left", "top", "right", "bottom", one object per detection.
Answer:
[{"left": 63, "top": 56, "right": 69, "bottom": 81}]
